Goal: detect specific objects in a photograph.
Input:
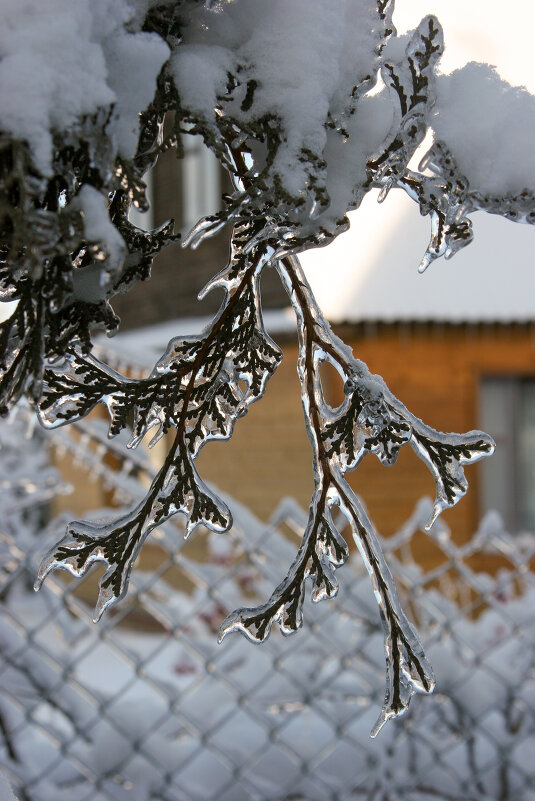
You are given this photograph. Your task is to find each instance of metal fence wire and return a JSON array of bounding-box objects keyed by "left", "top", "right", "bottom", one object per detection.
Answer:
[{"left": 1, "top": 413, "right": 534, "bottom": 801}]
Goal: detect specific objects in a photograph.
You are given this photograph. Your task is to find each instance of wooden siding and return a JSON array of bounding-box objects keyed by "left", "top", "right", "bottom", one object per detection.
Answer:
[
  {"left": 197, "top": 324, "right": 535, "bottom": 548},
  {"left": 51, "top": 325, "right": 535, "bottom": 546},
  {"left": 49, "top": 323, "right": 535, "bottom": 598}
]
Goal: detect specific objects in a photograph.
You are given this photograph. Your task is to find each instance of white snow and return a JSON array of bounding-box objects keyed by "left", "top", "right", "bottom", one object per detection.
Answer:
[
  {"left": 298, "top": 0, "right": 535, "bottom": 321},
  {"left": 77, "top": 186, "right": 125, "bottom": 270},
  {"left": 68, "top": 186, "right": 127, "bottom": 301},
  {"left": 2, "top": 0, "right": 535, "bottom": 264},
  {"left": 102, "top": 27, "right": 169, "bottom": 160},
  {"left": 0, "top": 0, "right": 112, "bottom": 174},
  {"left": 172, "top": 44, "right": 236, "bottom": 125},
  {"left": 321, "top": 90, "right": 394, "bottom": 230},
  {"left": 0, "top": 0, "right": 168, "bottom": 175},
  {"left": 172, "top": 0, "right": 391, "bottom": 220},
  {"left": 169, "top": 0, "right": 535, "bottom": 251},
  {"left": 432, "top": 63, "right": 535, "bottom": 196}
]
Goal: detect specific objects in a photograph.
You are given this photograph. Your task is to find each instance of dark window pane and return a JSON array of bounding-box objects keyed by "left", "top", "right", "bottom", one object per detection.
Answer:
[
  {"left": 480, "top": 378, "right": 515, "bottom": 530},
  {"left": 480, "top": 377, "right": 535, "bottom": 533},
  {"left": 519, "top": 381, "right": 535, "bottom": 530}
]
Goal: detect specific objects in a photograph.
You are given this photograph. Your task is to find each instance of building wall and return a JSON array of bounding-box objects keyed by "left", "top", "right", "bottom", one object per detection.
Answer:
[{"left": 196, "top": 323, "right": 535, "bottom": 550}]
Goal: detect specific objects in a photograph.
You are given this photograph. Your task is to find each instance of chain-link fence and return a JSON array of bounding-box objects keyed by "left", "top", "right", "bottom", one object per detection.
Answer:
[{"left": 1, "top": 412, "right": 535, "bottom": 801}]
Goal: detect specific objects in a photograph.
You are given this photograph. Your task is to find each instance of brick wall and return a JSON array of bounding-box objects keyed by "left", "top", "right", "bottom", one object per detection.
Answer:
[
  {"left": 197, "top": 323, "right": 535, "bottom": 550},
  {"left": 50, "top": 322, "right": 535, "bottom": 594}
]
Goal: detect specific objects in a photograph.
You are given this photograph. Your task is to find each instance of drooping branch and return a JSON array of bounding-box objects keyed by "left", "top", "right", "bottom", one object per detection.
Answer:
[
  {"left": 36, "top": 232, "right": 281, "bottom": 618},
  {"left": 4, "top": 0, "right": 529, "bottom": 732},
  {"left": 220, "top": 254, "right": 493, "bottom": 733}
]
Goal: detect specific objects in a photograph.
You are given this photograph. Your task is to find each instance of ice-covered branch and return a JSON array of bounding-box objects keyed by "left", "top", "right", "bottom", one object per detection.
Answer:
[
  {"left": 221, "top": 254, "right": 492, "bottom": 731},
  {"left": 1, "top": 0, "right": 532, "bottom": 729},
  {"left": 37, "top": 233, "right": 281, "bottom": 617}
]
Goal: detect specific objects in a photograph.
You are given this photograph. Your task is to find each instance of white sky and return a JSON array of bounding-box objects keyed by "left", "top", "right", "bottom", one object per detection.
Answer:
[
  {"left": 301, "top": 0, "right": 535, "bottom": 322},
  {"left": 394, "top": 0, "right": 535, "bottom": 93}
]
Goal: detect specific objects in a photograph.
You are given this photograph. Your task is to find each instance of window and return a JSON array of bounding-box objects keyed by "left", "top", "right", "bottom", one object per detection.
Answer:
[
  {"left": 479, "top": 377, "right": 535, "bottom": 532},
  {"left": 181, "top": 133, "right": 221, "bottom": 232},
  {"left": 127, "top": 132, "right": 221, "bottom": 235}
]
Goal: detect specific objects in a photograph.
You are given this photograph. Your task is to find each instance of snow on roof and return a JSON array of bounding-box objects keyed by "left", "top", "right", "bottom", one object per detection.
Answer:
[{"left": 300, "top": 188, "right": 535, "bottom": 324}]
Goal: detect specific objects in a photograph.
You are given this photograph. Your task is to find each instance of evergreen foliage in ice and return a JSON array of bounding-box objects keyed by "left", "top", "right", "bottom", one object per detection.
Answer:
[{"left": 1, "top": 0, "right": 534, "bottom": 727}]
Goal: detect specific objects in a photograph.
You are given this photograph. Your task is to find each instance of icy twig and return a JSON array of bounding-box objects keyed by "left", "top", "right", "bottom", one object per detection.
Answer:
[
  {"left": 36, "top": 237, "right": 281, "bottom": 619},
  {"left": 221, "top": 254, "right": 493, "bottom": 732}
]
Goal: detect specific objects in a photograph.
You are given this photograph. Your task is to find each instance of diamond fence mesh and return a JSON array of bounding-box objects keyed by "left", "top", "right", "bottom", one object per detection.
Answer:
[{"left": 1, "top": 411, "right": 534, "bottom": 801}]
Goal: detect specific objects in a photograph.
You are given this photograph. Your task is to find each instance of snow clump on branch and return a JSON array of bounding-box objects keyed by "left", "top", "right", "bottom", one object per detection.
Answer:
[{"left": 0, "top": 0, "right": 169, "bottom": 175}]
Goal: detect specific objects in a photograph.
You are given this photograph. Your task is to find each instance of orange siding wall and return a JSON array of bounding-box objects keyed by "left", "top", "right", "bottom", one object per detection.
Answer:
[
  {"left": 197, "top": 324, "right": 535, "bottom": 544},
  {"left": 196, "top": 337, "right": 314, "bottom": 522}
]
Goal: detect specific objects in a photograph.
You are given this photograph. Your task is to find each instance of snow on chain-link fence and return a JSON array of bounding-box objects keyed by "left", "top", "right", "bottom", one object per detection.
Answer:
[{"left": 1, "top": 410, "right": 535, "bottom": 801}]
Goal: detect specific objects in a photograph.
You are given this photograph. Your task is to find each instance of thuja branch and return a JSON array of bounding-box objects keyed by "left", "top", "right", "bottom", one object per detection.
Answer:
[
  {"left": 37, "top": 240, "right": 281, "bottom": 618},
  {"left": 19, "top": 0, "right": 518, "bottom": 735},
  {"left": 221, "top": 253, "right": 493, "bottom": 733},
  {"left": 283, "top": 256, "right": 435, "bottom": 734}
]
